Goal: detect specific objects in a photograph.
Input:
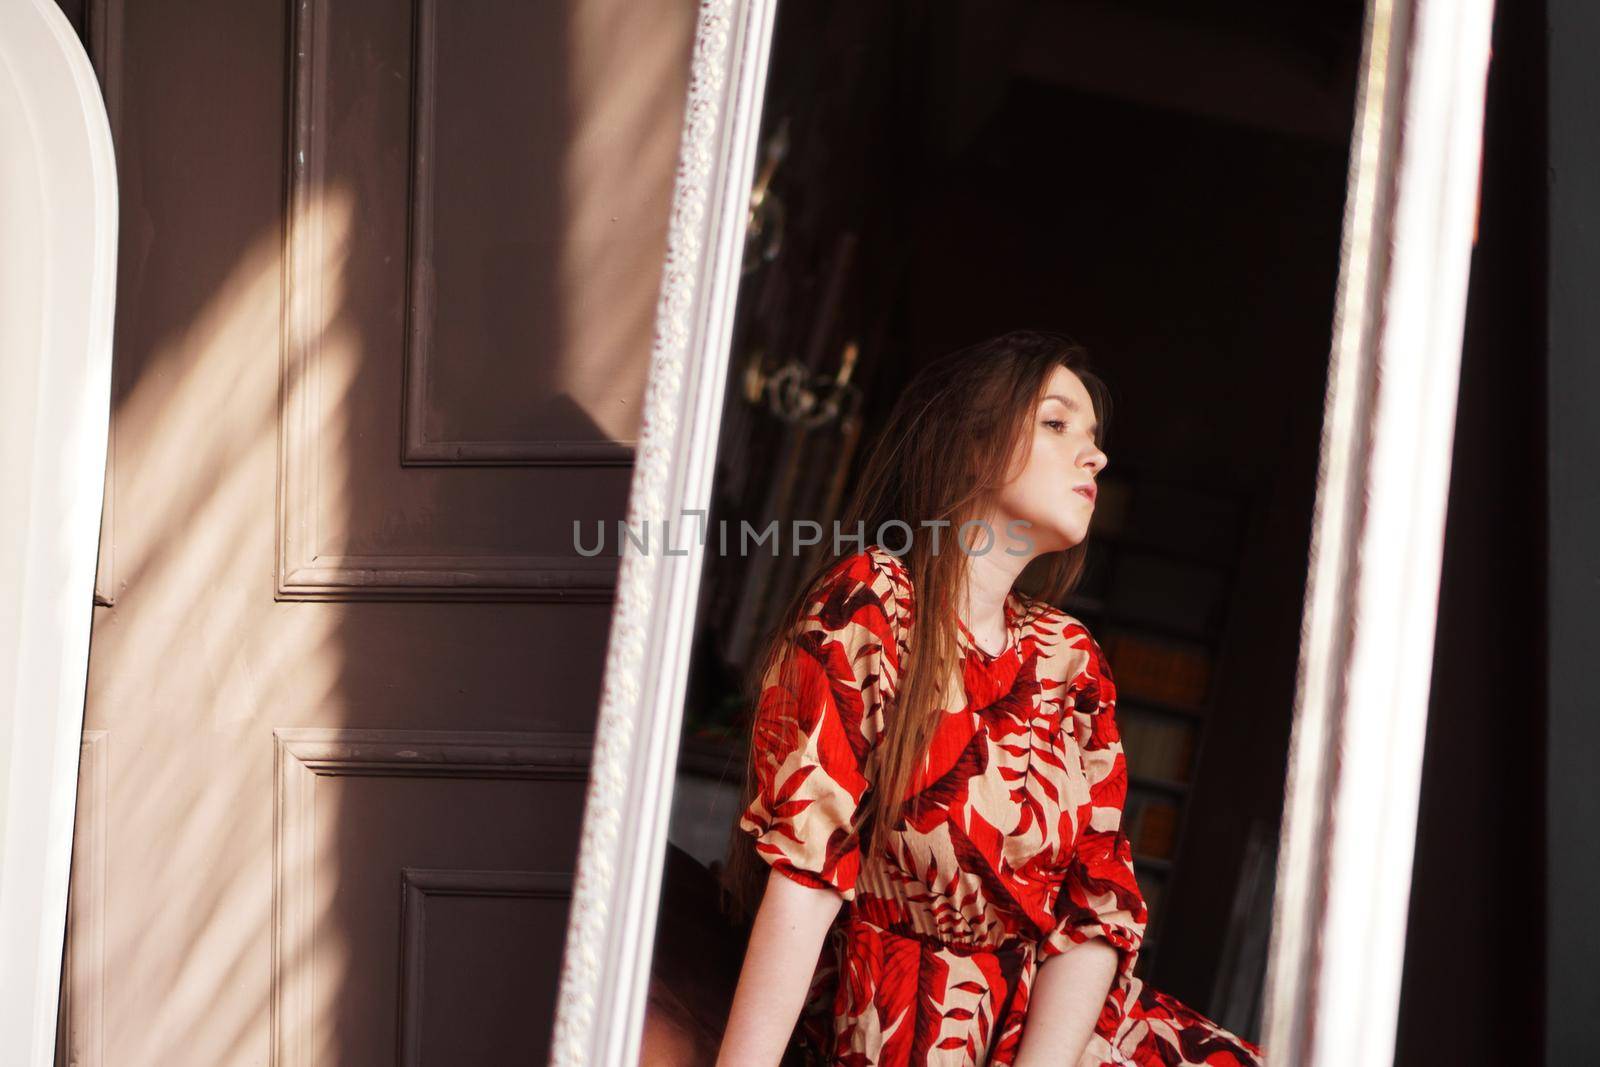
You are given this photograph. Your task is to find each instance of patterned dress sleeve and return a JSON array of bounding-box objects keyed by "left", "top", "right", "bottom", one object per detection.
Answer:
[
  {"left": 737, "top": 549, "right": 906, "bottom": 902},
  {"left": 1039, "top": 631, "right": 1148, "bottom": 1011}
]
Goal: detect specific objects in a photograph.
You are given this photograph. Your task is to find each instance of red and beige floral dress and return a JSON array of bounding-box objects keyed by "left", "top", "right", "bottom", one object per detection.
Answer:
[{"left": 739, "top": 545, "right": 1265, "bottom": 1067}]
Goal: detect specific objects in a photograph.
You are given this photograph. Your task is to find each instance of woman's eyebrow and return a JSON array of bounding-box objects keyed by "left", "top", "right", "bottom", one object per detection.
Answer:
[{"left": 1041, "top": 393, "right": 1100, "bottom": 437}]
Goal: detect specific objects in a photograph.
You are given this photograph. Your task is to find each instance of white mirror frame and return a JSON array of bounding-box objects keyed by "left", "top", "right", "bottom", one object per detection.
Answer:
[
  {"left": 0, "top": 1, "right": 119, "bottom": 1064},
  {"left": 548, "top": 0, "right": 1496, "bottom": 1063},
  {"left": 1262, "top": 0, "right": 1495, "bottom": 1062}
]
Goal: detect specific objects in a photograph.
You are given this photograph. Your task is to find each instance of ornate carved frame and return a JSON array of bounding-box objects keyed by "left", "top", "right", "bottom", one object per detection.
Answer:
[{"left": 548, "top": 0, "right": 1496, "bottom": 1064}]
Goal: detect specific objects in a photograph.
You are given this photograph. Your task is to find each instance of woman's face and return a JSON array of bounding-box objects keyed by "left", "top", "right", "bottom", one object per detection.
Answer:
[{"left": 989, "top": 365, "right": 1108, "bottom": 556}]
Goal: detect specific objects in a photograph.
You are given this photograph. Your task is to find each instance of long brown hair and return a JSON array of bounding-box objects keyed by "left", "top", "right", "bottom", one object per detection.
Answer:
[{"left": 719, "top": 329, "right": 1113, "bottom": 926}]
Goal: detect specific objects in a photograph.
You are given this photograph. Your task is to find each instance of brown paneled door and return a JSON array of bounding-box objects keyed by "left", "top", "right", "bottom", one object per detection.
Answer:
[{"left": 57, "top": 3, "right": 695, "bottom": 1064}]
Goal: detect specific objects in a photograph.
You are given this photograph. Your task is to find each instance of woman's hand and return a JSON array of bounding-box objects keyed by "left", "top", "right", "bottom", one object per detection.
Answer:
[
  {"left": 1012, "top": 938, "right": 1118, "bottom": 1067},
  {"left": 714, "top": 869, "right": 844, "bottom": 1067}
]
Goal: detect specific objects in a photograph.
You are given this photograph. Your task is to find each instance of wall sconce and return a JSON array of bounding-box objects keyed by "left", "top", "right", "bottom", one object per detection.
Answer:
[
  {"left": 742, "top": 117, "right": 789, "bottom": 276},
  {"left": 742, "top": 339, "right": 861, "bottom": 429}
]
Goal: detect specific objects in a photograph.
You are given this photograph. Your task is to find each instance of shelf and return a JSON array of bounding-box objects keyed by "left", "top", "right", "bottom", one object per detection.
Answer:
[
  {"left": 1089, "top": 530, "right": 1238, "bottom": 572},
  {"left": 1071, "top": 602, "right": 1221, "bottom": 645},
  {"left": 1117, "top": 695, "right": 1207, "bottom": 722},
  {"left": 1129, "top": 774, "right": 1190, "bottom": 796},
  {"left": 1061, "top": 593, "right": 1106, "bottom": 615},
  {"left": 1079, "top": 470, "right": 1251, "bottom": 986}
]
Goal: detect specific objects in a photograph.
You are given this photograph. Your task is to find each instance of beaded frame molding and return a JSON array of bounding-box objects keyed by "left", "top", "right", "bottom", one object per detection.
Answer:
[
  {"left": 546, "top": 0, "right": 1496, "bottom": 1064},
  {"left": 547, "top": 2, "right": 778, "bottom": 1065}
]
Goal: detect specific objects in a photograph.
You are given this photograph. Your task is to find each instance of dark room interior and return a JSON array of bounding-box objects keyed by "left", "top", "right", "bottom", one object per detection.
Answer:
[{"left": 658, "top": 2, "right": 1550, "bottom": 1063}]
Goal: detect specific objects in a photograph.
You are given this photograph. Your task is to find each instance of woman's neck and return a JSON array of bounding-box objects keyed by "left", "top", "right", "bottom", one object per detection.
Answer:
[{"left": 960, "top": 549, "right": 1028, "bottom": 649}]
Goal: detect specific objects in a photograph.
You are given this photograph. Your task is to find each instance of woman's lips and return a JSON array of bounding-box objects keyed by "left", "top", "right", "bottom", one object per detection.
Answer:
[{"left": 1073, "top": 485, "right": 1096, "bottom": 503}]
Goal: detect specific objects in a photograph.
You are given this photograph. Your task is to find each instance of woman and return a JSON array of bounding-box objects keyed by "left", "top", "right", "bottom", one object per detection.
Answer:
[{"left": 714, "top": 331, "right": 1265, "bottom": 1067}]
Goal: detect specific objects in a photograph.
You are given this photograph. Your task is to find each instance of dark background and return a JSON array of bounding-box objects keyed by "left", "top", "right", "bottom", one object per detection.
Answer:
[
  {"left": 681, "top": 1, "right": 1558, "bottom": 1062},
  {"left": 691, "top": 0, "right": 1357, "bottom": 1040}
]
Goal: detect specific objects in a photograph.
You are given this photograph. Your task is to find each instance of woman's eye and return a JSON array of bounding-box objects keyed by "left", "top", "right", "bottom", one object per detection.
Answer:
[{"left": 1044, "top": 419, "right": 1067, "bottom": 432}]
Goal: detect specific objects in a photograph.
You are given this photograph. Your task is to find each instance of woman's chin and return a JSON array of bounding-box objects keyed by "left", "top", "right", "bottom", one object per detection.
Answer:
[
  {"left": 1027, "top": 525, "right": 1087, "bottom": 554},
  {"left": 1057, "top": 520, "right": 1093, "bottom": 550}
]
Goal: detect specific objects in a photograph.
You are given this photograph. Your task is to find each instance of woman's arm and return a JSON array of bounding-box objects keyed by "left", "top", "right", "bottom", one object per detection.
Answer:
[
  {"left": 1013, "top": 938, "right": 1118, "bottom": 1067},
  {"left": 715, "top": 869, "right": 845, "bottom": 1067}
]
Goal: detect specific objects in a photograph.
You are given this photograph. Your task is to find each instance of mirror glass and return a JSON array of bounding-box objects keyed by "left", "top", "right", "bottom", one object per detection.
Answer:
[{"left": 638, "top": 3, "right": 1366, "bottom": 1063}]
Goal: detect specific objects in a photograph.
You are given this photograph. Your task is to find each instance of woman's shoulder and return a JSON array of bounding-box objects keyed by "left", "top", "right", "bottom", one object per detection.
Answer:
[
  {"left": 1016, "top": 594, "right": 1115, "bottom": 692},
  {"left": 821, "top": 544, "right": 913, "bottom": 608},
  {"left": 1013, "top": 589, "right": 1096, "bottom": 643},
  {"left": 796, "top": 548, "right": 912, "bottom": 680},
  {"left": 802, "top": 546, "right": 914, "bottom": 635},
  {"left": 864, "top": 543, "right": 913, "bottom": 584}
]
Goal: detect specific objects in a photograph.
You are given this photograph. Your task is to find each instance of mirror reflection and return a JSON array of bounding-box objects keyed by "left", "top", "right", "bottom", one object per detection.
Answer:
[{"left": 641, "top": 3, "right": 1364, "bottom": 1064}]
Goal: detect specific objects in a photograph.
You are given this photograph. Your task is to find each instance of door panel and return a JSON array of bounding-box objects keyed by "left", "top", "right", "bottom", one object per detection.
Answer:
[{"left": 59, "top": 2, "right": 696, "bottom": 1063}]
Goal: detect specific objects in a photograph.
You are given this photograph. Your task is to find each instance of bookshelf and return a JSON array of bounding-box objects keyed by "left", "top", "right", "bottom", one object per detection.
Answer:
[{"left": 1054, "top": 465, "right": 1253, "bottom": 976}]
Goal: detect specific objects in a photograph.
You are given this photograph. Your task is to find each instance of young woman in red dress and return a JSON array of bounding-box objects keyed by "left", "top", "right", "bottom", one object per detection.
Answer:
[{"left": 713, "top": 331, "right": 1265, "bottom": 1067}]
